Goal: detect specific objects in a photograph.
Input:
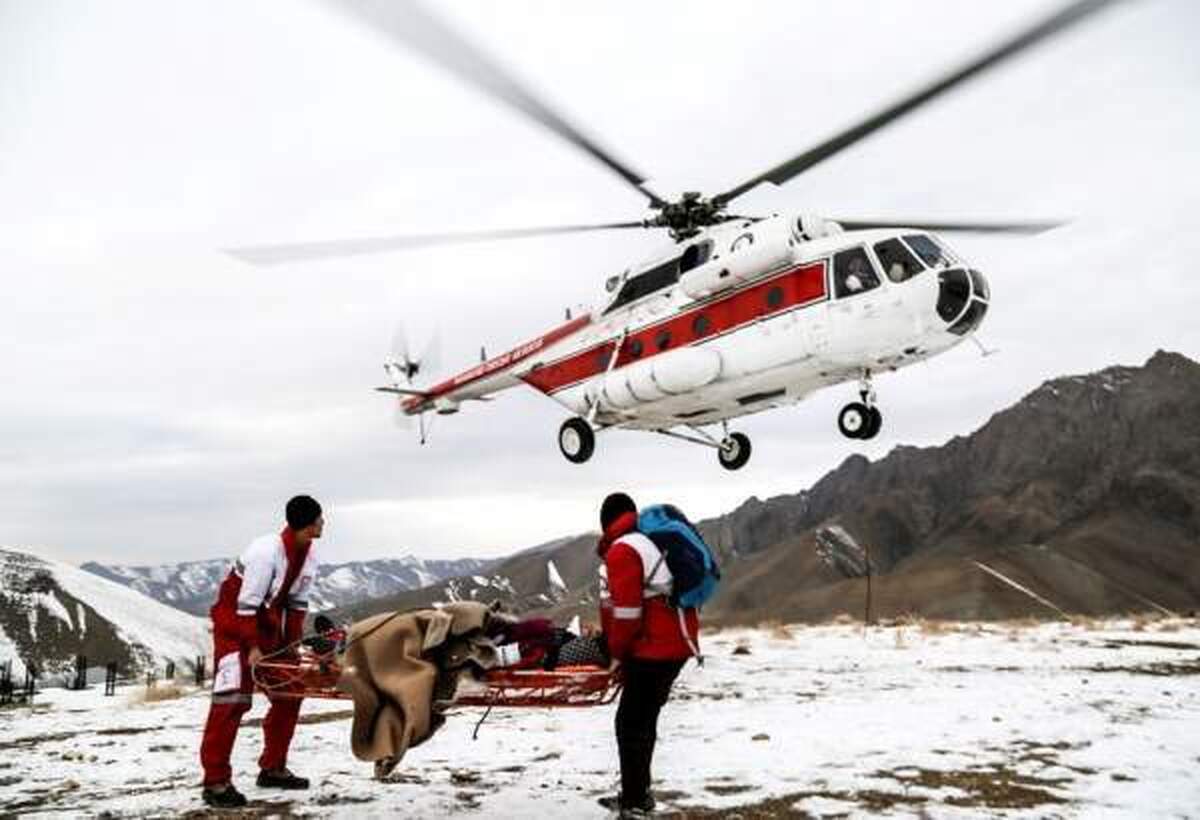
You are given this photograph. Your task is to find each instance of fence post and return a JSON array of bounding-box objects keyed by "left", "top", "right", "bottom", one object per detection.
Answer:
[
  {"left": 195, "top": 656, "right": 206, "bottom": 687},
  {"left": 105, "top": 662, "right": 117, "bottom": 696},
  {"left": 0, "top": 660, "right": 11, "bottom": 706},
  {"left": 73, "top": 654, "right": 88, "bottom": 691},
  {"left": 165, "top": 660, "right": 175, "bottom": 681},
  {"left": 145, "top": 669, "right": 156, "bottom": 690},
  {"left": 23, "top": 667, "right": 36, "bottom": 704}
]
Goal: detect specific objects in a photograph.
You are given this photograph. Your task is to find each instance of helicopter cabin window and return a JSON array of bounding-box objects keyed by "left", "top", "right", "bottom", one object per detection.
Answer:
[
  {"left": 655, "top": 329, "right": 672, "bottom": 351},
  {"left": 903, "top": 234, "right": 955, "bottom": 270},
  {"left": 873, "top": 238, "right": 924, "bottom": 283},
  {"left": 628, "top": 338, "right": 645, "bottom": 359},
  {"left": 832, "top": 247, "right": 881, "bottom": 298},
  {"left": 604, "top": 256, "right": 681, "bottom": 314},
  {"left": 679, "top": 240, "right": 713, "bottom": 274},
  {"left": 692, "top": 313, "right": 712, "bottom": 338}
]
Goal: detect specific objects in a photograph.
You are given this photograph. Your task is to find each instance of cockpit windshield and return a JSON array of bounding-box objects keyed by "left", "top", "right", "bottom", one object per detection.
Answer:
[
  {"left": 903, "top": 234, "right": 957, "bottom": 270},
  {"left": 873, "top": 238, "right": 925, "bottom": 282}
]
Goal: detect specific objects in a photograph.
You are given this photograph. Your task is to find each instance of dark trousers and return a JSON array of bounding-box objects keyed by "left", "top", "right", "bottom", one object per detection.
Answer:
[{"left": 615, "top": 658, "right": 685, "bottom": 808}]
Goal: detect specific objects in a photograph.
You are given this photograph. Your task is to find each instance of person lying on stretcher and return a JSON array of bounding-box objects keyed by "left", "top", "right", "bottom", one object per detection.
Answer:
[{"left": 485, "top": 613, "right": 611, "bottom": 670}]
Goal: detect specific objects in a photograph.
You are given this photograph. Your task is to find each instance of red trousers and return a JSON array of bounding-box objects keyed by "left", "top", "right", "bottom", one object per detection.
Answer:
[{"left": 199, "top": 626, "right": 303, "bottom": 786}]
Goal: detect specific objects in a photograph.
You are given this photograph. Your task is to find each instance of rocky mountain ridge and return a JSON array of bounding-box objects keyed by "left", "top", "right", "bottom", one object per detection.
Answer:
[
  {"left": 83, "top": 554, "right": 491, "bottom": 615},
  {"left": 0, "top": 549, "right": 209, "bottom": 680},
  {"left": 332, "top": 351, "right": 1200, "bottom": 625}
]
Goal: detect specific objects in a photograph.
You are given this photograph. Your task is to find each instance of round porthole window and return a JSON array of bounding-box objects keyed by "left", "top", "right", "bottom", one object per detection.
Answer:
[
  {"left": 655, "top": 329, "right": 672, "bottom": 351},
  {"left": 628, "top": 338, "right": 644, "bottom": 358},
  {"left": 692, "top": 314, "right": 712, "bottom": 337},
  {"left": 767, "top": 286, "right": 784, "bottom": 309}
]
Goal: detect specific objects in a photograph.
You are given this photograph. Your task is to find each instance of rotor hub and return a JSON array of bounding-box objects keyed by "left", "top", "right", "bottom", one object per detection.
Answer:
[{"left": 649, "top": 192, "right": 727, "bottom": 240}]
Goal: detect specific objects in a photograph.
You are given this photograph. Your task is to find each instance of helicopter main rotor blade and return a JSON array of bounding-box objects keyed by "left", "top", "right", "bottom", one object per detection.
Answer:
[
  {"left": 715, "top": 0, "right": 1120, "bottom": 205},
  {"left": 833, "top": 218, "right": 1065, "bottom": 235},
  {"left": 326, "top": 0, "right": 665, "bottom": 208},
  {"left": 227, "top": 220, "right": 645, "bottom": 266}
]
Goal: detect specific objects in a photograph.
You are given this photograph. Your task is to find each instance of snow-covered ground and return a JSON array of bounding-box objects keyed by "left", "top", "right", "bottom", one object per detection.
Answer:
[{"left": 1, "top": 618, "right": 1197, "bottom": 818}]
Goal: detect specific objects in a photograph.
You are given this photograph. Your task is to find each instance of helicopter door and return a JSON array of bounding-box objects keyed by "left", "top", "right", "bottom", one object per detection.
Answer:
[{"left": 826, "top": 246, "right": 884, "bottom": 363}]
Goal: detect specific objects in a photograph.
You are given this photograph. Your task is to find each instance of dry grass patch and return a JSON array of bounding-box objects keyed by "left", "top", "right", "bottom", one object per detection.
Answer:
[
  {"left": 756, "top": 619, "right": 795, "bottom": 641},
  {"left": 130, "top": 683, "right": 187, "bottom": 704}
]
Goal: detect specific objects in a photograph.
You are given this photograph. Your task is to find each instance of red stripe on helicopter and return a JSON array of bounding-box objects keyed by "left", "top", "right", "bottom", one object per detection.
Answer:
[
  {"left": 404, "top": 314, "right": 592, "bottom": 410},
  {"left": 520, "top": 261, "right": 827, "bottom": 395}
]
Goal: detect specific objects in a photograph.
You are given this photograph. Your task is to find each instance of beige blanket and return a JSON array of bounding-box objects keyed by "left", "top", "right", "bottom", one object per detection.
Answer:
[{"left": 336, "top": 601, "right": 498, "bottom": 776}]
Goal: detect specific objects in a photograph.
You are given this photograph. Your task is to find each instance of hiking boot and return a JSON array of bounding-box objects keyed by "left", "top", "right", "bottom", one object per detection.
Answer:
[
  {"left": 256, "top": 767, "right": 310, "bottom": 790},
  {"left": 598, "top": 794, "right": 655, "bottom": 813},
  {"left": 202, "top": 783, "right": 247, "bottom": 808}
]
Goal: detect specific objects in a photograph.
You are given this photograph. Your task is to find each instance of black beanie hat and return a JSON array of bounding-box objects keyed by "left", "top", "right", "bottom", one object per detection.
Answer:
[
  {"left": 600, "top": 492, "right": 636, "bottom": 530},
  {"left": 286, "top": 495, "right": 323, "bottom": 530}
]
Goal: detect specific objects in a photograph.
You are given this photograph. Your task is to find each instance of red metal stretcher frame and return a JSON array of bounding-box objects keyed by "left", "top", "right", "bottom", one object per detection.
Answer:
[{"left": 252, "top": 643, "right": 622, "bottom": 708}]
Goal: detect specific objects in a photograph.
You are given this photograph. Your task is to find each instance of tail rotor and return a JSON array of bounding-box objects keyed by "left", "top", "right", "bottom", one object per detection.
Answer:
[{"left": 380, "top": 321, "right": 442, "bottom": 445}]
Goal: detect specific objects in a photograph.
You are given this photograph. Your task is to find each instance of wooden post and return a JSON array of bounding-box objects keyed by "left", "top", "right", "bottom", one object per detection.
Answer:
[
  {"left": 165, "top": 661, "right": 175, "bottom": 681},
  {"left": 22, "top": 667, "right": 36, "bottom": 703},
  {"left": 105, "top": 662, "right": 117, "bottom": 696},
  {"left": 864, "top": 541, "right": 874, "bottom": 626},
  {"left": 73, "top": 655, "right": 87, "bottom": 691},
  {"left": 194, "top": 656, "right": 206, "bottom": 687}
]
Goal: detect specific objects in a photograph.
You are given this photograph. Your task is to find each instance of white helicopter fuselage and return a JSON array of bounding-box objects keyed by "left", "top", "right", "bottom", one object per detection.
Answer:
[{"left": 404, "top": 213, "right": 990, "bottom": 438}]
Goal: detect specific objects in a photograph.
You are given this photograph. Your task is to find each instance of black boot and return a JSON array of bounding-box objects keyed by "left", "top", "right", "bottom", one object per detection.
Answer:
[
  {"left": 202, "top": 783, "right": 247, "bottom": 808},
  {"left": 256, "top": 768, "right": 310, "bottom": 790},
  {"left": 598, "top": 794, "right": 655, "bottom": 814}
]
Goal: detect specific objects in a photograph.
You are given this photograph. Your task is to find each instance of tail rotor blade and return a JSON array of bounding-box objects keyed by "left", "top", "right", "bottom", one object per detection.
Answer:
[{"left": 419, "top": 331, "right": 443, "bottom": 381}]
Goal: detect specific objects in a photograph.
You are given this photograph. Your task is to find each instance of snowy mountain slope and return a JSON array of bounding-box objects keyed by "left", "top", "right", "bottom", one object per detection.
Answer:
[
  {"left": 0, "top": 548, "right": 208, "bottom": 679},
  {"left": 83, "top": 554, "right": 491, "bottom": 615},
  {"left": 1, "top": 617, "right": 1197, "bottom": 817}
]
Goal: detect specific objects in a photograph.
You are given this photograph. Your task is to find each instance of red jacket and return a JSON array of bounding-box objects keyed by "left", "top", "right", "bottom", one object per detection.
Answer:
[
  {"left": 210, "top": 528, "right": 317, "bottom": 653},
  {"left": 598, "top": 511, "right": 700, "bottom": 662}
]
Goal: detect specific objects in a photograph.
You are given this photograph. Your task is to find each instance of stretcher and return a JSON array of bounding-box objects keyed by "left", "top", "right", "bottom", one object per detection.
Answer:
[{"left": 251, "top": 634, "right": 622, "bottom": 708}]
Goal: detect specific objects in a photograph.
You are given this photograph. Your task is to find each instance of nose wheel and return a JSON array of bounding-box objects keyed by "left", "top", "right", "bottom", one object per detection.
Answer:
[{"left": 558, "top": 417, "right": 595, "bottom": 463}]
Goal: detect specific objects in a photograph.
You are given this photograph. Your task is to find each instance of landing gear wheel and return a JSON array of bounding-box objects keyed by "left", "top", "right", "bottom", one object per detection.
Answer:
[
  {"left": 861, "top": 407, "right": 882, "bottom": 440},
  {"left": 558, "top": 417, "right": 595, "bottom": 464},
  {"left": 838, "top": 402, "right": 873, "bottom": 439},
  {"left": 718, "top": 432, "right": 752, "bottom": 471}
]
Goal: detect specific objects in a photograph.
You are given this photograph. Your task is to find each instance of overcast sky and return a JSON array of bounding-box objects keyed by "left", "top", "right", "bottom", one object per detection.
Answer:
[{"left": 2, "top": 0, "right": 1197, "bottom": 567}]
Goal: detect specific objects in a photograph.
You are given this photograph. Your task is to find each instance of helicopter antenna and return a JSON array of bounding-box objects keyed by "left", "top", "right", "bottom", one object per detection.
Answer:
[{"left": 969, "top": 335, "right": 1000, "bottom": 358}]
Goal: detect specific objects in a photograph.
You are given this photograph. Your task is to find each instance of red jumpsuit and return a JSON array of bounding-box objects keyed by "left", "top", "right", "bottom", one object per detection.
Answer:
[{"left": 199, "top": 528, "right": 319, "bottom": 786}]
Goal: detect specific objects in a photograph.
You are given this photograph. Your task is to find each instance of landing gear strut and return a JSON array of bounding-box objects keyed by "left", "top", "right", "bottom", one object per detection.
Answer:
[
  {"left": 558, "top": 417, "right": 595, "bottom": 463},
  {"left": 654, "top": 422, "right": 753, "bottom": 471},
  {"left": 838, "top": 371, "right": 882, "bottom": 440}
]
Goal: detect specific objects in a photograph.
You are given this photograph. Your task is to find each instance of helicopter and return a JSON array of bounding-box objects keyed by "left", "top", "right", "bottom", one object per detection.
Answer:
[{"left": 231, "top": 0, "right": 1118, "bottom": 470}]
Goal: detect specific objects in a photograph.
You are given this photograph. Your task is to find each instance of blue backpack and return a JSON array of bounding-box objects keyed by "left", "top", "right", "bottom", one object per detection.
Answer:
[{"left": 637, "top": 504, "right": 721, "bottom": 609}]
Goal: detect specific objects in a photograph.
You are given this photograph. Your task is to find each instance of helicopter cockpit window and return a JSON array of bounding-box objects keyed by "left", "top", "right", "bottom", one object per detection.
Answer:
[
  {"left": 679, "top": 241, "right": 713, "bottom": 274},
  {"left": 873, "top": 238, "right": 924, "bottom": 283},
  {"left": 903, "top": 234, "right": 956, "bottom": 270},
  {"left": 604, "top": 256, "right": 681, "bottom": 314},
  {"left": 833, "top": 247, "right": 881, "bottom": 298}
]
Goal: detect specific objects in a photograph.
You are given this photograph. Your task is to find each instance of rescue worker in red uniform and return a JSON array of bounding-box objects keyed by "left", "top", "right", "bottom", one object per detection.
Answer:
[
  {"left": 198, "top": 495, "right": 324, "bottom": 808},
  {"left": 595, "top": 492, "right": 700, "bottom": 818}
]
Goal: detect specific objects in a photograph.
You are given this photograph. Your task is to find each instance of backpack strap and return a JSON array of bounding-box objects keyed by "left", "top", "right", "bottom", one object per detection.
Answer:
[{"left": 676, "top": 607, "right": 703, "bottom": 667}]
